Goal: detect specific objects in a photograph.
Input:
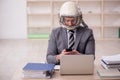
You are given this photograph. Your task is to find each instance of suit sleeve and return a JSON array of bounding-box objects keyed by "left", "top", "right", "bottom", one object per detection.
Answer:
[
  {"left": 46, "top": 30, "right": 59, "bottom": 64},
  {"left": 84, "top": 30, "right": 95, "bottom": 56}
]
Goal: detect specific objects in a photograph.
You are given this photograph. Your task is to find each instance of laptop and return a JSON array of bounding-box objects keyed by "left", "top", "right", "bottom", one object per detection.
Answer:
[{"left": 60, "top": 55, "right": 94, "bottom": 75}]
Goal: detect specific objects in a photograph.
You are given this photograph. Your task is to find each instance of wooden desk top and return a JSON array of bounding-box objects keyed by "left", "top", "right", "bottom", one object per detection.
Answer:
[
  {"left": 12, "top": 64, "right": 120, "bottom": 80},
  {"left": 11, "top": 64, "right": 101, "bottom": 80}
]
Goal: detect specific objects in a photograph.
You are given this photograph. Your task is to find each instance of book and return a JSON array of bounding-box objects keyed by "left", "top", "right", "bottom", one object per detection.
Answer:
[
  {"left": 23, "top": 63, "right": 55, "bottom": 79},
  {"left": 102, "top": 54, "right": 120, "bottom": 65},
  {"left": 97, "top": 69, "right": 120, "bottom": 79},
  {"left": 101, "top": 60, "right": 120, "bottom": 69}
]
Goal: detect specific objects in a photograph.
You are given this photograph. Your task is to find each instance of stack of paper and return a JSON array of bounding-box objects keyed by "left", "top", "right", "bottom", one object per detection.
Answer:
[
  {"left": 54, "top": 65, "right": 60, "bottom": 70},
  {"left": 23, "top": 63, "right": 55, "bottom": 79},
  {"left": 101, "top": 54, "right": 120, "bottom": 69}
]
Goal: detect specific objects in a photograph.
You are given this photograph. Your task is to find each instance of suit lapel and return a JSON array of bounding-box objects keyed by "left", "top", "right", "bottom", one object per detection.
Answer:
[
  {"left": 62, "top": 28, "right": 68, "bottom": 49},
  {"left": 74, "top": 27, "right": 84, "bottom": 50}
]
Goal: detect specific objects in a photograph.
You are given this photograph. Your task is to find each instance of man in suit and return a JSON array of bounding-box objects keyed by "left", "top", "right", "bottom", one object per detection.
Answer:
[{"left": 46, "top": 1, "right": 95, "bottom": 65}]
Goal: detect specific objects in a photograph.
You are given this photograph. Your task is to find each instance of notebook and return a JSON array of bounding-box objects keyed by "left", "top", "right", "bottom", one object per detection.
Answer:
[{"left": 60, "top": 55, "right": 94, "bottom": 75}]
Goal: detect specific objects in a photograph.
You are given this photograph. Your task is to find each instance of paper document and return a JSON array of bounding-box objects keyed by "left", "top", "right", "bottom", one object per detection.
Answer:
[{"left": 54, "top": 65, "right": 60, "bottom": 70}]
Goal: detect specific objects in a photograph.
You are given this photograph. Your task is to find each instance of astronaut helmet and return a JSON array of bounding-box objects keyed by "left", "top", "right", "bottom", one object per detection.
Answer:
[{"left": 59, "top": 1, "right": 82, "bottom": 30}]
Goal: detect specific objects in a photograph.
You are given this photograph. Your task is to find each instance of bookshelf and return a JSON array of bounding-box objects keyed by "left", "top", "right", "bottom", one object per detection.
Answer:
[
  {"left": 27, "top": 0, "right": 52, "bottom": 39},
  {"left": 26, "top": 0, "right": 120, "bottom": 40},
  {"left": 103, "top": 0, "right": 120, "bottom": 40}
]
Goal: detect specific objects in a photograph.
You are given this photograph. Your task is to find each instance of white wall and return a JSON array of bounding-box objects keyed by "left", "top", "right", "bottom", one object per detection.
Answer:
[{"left": 0, "top": 0, "right": 27, "bottom": 39}]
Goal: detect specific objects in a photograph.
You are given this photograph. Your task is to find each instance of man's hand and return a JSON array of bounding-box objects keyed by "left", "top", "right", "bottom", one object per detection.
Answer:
[
  {"left": 56, "top": 49, "right": 71, "bottom": 60},
  {"left": 69, "top": 50, "right": 81, "bottom": 55},
  {"left": 56, "top": 49, "right": 81, "bottom": 61}
]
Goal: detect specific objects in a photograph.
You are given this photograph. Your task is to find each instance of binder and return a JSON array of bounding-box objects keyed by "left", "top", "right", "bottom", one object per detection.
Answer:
[{"left": 23, "top": 63, "right": 55, "bottom": 78}]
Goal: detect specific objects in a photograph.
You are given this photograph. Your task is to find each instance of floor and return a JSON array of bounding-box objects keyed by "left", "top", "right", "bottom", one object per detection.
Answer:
[{"left": 0, "top": 39, "right": 120, "bottom": 80}]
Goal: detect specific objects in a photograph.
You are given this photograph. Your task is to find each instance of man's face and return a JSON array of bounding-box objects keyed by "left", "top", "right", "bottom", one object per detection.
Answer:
[{"left": 63, "top": 17, "right": 77, "bottom": 27}]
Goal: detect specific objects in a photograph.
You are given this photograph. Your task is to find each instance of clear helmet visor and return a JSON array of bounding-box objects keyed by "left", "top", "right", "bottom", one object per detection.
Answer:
[{"left": 60, "top": 16, "right": 82, "bottom": 30}]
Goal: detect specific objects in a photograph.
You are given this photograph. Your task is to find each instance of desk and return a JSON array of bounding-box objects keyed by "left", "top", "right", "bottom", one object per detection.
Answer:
[
  {"left": 12, "top": 63, "right": 120, "bottom": 80},
  {"left": 11, "top": 64, "right": 102, "bottom": 80}
]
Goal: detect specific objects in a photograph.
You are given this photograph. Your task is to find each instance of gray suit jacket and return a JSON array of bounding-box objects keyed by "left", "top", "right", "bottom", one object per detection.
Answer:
[{"left": 46, "top": 26, "right": 95, "bottom": 65}]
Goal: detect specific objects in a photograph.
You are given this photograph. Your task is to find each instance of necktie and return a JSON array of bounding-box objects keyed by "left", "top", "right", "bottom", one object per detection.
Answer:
[{"left": 68, "top": 30, "right": 74, "bottom": 49}]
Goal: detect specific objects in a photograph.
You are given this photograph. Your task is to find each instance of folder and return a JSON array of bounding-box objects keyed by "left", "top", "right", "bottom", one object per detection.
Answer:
[{"left": 23, "top": 63, "right": 55, "bottom": 78}]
